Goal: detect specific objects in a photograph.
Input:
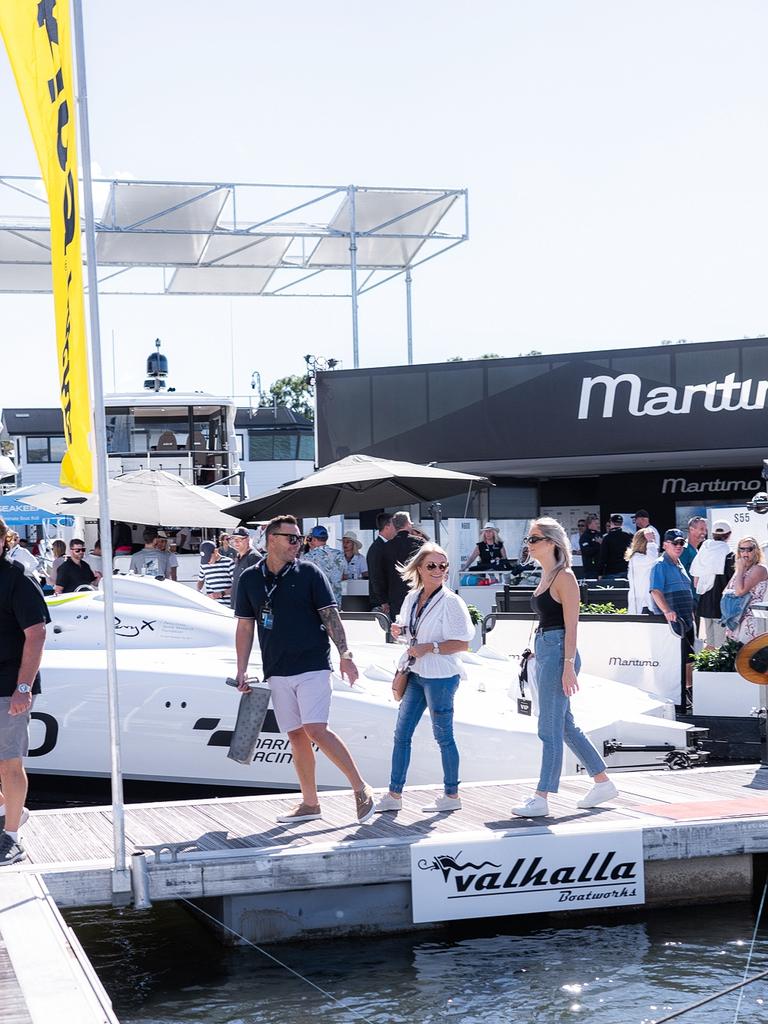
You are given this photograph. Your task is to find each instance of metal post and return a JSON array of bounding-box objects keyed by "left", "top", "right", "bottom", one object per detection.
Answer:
[
  {"left": 348, "top": 185, "right": 360, "bottom": 368},
  {"left": 405, "top": 267, "right": 413, "bottom": 365},
  {"left": 72, "top": 0, "right": 130, "bottom": 904}
]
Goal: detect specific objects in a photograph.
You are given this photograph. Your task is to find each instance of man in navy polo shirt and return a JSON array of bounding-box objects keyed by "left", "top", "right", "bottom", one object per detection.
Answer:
[
  {"left": 234, "top": 514, "right": 375, "bottom": 825},
  {"left": 649, "top": 528, "right": 696, "bottom": 705}
]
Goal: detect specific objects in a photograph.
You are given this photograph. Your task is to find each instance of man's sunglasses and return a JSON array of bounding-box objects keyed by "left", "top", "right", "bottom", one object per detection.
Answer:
[
  {"left": 424, "top": 561, "right": 449, "bottom": 571},
  {"left": 272, "top": 533, "right": 301, "bottom": 544},
  {"left": 668, "top": 539, "right": 685, "bottom": 547},
  {"left": 71, "top": 547, "right": 86, "bottom": 552},
  {"left": 525, "top": 535, "right": 546, "bottom": 545},
  {"left": 739, "top": 545, "right": 757, "bottom": 553}
]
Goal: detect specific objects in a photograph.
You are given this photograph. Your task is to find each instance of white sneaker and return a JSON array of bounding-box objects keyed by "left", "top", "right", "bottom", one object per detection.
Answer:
[
  {"left": 0, "top": 807, "right": 29, "bottom": 831},
  {"left": 511, "top": 795, "right": 549, "bottom": 817},
  {"left": 374, "top": 793, "right": 403, "bottom": 813},
  {"left": 577, "top": 780, "right": 618, "bottom": 809},
  {"left": 422, "top": 795, "right": 462, "bottom": 813}
]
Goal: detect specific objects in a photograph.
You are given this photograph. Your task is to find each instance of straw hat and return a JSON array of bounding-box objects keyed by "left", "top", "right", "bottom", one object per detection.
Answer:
[
  {"left": 342, "top": 530, "right": 363, "bottom": 553},
  {"left": 735, "top": 635, "right": 768, "bottom": 685}
]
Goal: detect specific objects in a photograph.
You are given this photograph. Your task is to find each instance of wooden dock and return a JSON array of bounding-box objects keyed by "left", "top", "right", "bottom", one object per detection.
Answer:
[
  {"left": 1, "top": 763, "right": 766, "bottom": 943},
  {"left": 0, "top": 872, "right": 119, "bottom": 1023}
]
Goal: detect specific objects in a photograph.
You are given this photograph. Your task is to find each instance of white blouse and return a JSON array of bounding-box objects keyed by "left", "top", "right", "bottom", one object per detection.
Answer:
[
  {"left": 396, "top": 587, "right": 475, "bottom": 680},
  {"left": 627, "top": 544, "right": 658, "bottom": 615}
]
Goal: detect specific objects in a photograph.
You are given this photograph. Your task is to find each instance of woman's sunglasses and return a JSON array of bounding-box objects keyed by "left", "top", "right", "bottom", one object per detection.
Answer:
[
  {"left": 423, "top": 561, "right": 449, "bottom": 571},
  {"left": 739, "top": 545, "right": 757, "bottom": 553},
  {"left": 525, "top": 535, "right": 546, "bottom": 545}
]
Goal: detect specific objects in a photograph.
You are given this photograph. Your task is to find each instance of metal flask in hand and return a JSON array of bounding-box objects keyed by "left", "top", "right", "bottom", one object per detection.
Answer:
[{"left": 225, "top": 678, "right": 271, "bottom": 765}]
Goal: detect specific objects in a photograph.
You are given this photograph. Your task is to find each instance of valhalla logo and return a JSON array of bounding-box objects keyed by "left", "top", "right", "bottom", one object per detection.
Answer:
[{"left": 410, "top": 832, "right": 645, "bottom": 922}]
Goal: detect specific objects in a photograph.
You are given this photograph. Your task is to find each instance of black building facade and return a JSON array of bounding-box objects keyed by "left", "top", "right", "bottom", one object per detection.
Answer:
[{"left": 316, "top": 337, "right": 768, "bottom": 529}]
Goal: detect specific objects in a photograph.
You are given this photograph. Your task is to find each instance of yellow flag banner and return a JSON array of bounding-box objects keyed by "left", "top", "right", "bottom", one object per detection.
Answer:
[{"left": 0, "top": 0, "right": 93, "bottom": 491}]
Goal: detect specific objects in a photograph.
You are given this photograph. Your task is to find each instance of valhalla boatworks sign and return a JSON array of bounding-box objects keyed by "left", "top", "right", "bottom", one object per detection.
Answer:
[{"left": 410, "top": 830, "right": 645, "bottom": 923}]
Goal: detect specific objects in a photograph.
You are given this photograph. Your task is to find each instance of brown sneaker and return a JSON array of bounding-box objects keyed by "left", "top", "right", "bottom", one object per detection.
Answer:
[
  {"left": 276, "top": 802, "right": 322, "bottom": 823},
  {"left": 355, "top": 784, "right": 375, "bottom": 824}
]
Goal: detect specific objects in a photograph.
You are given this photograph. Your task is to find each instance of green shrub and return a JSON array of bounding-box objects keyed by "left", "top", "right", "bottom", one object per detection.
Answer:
[
  {"left": 466, "top": 604, "right": 483, "bottom": 626},
  {"left": 690, "top": 638, "right": 743, "bottom": 673},
  {"left": 579, "top": 602, "right": 627, "bottom": 615}
]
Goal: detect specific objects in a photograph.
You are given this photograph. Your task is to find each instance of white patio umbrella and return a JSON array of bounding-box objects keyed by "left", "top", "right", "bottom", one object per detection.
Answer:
[{"left": 22, "top": 469, "right": 241, "bottom": 529}]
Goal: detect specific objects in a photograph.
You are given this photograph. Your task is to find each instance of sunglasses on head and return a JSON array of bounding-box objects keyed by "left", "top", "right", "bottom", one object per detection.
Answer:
[
  {"left": 423, "top": 561, "right": 449, "bottom": 571},
  {"left": 739, "top": 545, "right": 757, "bottom": 553},
  {"left": 272, "top": 533, "right": 301, "bottom": 544},
  {"left": 525, "top": 535, "right": 546, "bottom": 545}
]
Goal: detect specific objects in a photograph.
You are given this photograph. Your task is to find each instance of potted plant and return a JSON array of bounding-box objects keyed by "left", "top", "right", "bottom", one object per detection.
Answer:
[
  {"left": 466, "top": 604, "right": 484, "bottom": 651},
  {"left": 690, "top": 639, "right": 754, "bottom": 717}
]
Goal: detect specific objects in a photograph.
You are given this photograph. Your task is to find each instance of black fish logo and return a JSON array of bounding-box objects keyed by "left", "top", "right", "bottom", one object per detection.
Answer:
[{"left": 418, "top": 850, "right": 501, "bottom": 882}]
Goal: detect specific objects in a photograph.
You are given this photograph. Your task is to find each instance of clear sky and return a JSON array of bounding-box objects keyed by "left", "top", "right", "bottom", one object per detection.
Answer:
[{"left": 1, "top": 0, "right": 767, "bottom": 409}]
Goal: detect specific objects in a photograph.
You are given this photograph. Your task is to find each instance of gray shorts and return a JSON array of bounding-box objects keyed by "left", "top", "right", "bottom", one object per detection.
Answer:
[{"left": 0, "top": 698, "right": 32, "bottom": 761}]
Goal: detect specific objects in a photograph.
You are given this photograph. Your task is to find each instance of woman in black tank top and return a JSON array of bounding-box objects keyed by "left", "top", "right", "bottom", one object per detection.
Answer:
[{"left": 510, "top": 517, "right": 617, "bottom": 819}]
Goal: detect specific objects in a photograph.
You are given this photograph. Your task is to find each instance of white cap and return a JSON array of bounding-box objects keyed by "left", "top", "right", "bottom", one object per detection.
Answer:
[{"left": 712, "top": 520, "right": 731, "bottom": 535}]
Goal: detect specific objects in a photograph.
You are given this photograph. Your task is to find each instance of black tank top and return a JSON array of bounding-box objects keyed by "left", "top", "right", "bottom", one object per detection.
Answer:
[{"left": 531, "top": 586, "right": 565, "bottom": 629}]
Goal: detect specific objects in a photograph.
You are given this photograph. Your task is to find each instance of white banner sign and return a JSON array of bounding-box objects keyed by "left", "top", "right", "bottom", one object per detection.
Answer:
[{"left": 411, "top": 829, "right": 645, "bottom": 923}]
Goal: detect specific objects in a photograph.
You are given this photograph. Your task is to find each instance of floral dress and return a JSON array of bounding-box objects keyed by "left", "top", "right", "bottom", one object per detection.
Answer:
[{"left": 725, "top": 578, "right": 768, "bottom": 644}]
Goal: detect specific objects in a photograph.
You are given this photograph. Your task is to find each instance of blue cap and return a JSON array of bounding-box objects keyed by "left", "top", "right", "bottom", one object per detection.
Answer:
[
  {"left": 664, "top": 529, "right": 685, "bottom": 543},
  {"left": 310, "top": 525, "right": 328, "bottom": 540}
]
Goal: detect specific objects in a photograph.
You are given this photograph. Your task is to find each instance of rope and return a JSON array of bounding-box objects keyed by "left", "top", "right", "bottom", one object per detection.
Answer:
[
  {"left": 180, "top": 898, "right": 379, "bottom": 1024},
  {"left": 651, "top": 875, "right": 768, "bottom": 1024},
  {"left": 733, "top": 874, "right": 768, "bottom": 1023}
]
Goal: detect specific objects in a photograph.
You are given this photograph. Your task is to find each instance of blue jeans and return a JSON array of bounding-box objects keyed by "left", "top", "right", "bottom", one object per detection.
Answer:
[
  {"left": 389, "top": 673, "right": 461, "bottom": 795},
  {"left": 534, "top": 628, "right": 606, "bottom": 793}
]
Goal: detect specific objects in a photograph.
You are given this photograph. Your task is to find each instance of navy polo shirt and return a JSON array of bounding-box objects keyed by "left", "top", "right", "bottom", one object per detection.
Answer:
[{"left": 235, "top": 557, "right": 336, "bottom": 679}]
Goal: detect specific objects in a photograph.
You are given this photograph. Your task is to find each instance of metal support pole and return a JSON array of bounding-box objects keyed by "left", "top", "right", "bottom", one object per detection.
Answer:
[
  {"left": 72, "top": 0, "right": 130, "bottom": 904},
  {"left": 405, "top": 267, "right": 413, "bottom": 365},
  {"left": 349, "top": 185, "right": 360, "bottom": 368}
]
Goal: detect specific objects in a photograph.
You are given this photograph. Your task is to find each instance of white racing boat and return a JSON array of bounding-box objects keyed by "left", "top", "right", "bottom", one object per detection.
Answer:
[{"left": 29, "top": 577, "right": 706, "bottom": 791}]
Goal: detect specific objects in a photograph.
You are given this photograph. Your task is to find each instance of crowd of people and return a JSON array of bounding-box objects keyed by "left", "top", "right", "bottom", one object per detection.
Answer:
[{"left": 2, "top": 502, "right": 765, "bottom": 863}]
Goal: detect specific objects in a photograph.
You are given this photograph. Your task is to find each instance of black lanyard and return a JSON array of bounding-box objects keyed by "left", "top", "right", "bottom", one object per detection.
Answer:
[
  {"left": 260, "top": 560, "right": 292, "bottom": 605},
  {"left": 409, "top": 586, "right": 443, "bottom": 637}
]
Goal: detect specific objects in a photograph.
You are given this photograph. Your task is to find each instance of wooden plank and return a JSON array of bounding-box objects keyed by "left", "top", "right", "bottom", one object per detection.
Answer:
[
  {"left": 0, "top": 872, "right": 119, "bottom": 1022},
  {"left": 0, "top": 936, "right": 33, "bottom": 1024}
]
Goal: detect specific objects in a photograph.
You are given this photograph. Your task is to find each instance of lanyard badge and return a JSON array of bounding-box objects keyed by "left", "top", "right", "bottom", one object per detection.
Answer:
[{"left": 260, "top": 601, "right": 274, "bottom": 630}]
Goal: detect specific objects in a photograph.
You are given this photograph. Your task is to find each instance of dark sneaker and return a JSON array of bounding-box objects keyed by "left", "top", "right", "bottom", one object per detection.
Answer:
[
  {"left": 355, "top": 784, "right": 375, "bottom": 824},
  {"left": 276, "top": 803, "right": 322, "bottom": 823},
  {"left": 0, "top": 807, "right": 29, "bottom": 832},
  {"left": 0, "top": 831, "right": 25, "bottom": 866}
]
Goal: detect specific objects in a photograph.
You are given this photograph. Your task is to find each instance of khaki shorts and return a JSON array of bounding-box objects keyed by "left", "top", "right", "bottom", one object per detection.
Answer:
[
  {"left": 268, "top": 670, "right": 332, "bottom": 733},
  {"left": 0, "top": 698, "right": 32, "bottom": 761}
]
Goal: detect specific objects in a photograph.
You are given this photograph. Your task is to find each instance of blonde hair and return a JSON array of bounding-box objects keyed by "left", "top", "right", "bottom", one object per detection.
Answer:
[
  {"left": 479, "top": 526, "right": 502, "bottom": 544},
  {"left": 52, "top": 539, "right": 66, "bottom": 558},
  {"left": 736, "top": 536, "right": 765, "bottom": 564},
  {"left": 529, "top": 517, "right": 572, "bottom": 570},
  {"left": 625, "top": 529, "right": 650, "bottom": 562},
  {"left": 398, "top": 542, "right": 448, "bottom": 591}
]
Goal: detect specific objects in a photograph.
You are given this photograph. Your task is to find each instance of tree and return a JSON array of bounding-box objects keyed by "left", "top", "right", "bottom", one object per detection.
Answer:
[{"left": 263, "top": 374, "right": 314, "bottom": 421}]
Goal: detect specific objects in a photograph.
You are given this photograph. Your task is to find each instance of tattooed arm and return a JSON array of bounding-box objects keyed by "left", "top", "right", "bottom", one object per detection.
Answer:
[{"left": 318, "top": 606, "right": 359, "bottom": 685}]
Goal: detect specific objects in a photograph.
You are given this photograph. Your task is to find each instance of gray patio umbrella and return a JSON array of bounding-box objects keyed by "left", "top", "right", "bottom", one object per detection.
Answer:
[{"left": 224, "top": 454, "right": 490, "bottom": 522}]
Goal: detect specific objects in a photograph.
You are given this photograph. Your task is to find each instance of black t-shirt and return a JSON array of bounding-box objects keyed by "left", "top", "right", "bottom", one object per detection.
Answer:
[
  {"left": 0, "top": 559, "right": 50, "bottom": 696},
  {"left": 56, "top": 557, "right": 96, "bottom": 593},
  {"left": 235, "top": 558, "right": 336, "bottom": 679}
]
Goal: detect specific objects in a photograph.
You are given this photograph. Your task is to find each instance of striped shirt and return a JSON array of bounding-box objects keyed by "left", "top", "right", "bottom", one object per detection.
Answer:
[{"left": 198, "top": 557, "right": 234, "bottom": 604}]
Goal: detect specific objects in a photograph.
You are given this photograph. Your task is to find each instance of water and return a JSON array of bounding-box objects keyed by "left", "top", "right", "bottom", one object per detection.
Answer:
[{"left": 66, "top": 900, "right": 768, "bottom": 1024}]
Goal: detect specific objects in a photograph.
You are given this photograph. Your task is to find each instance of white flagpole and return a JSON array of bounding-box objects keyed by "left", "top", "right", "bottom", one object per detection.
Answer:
[{"left": 71, "top": 0, "right": 130, "bottom": 903}]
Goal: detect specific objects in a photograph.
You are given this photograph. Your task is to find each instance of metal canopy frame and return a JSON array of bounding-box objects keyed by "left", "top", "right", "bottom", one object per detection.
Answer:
[{"left": 0, "top": 176, "right": 469, "bottom": 366}]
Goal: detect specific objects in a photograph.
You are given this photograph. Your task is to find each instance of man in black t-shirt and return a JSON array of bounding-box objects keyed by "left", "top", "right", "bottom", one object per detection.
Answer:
[
  {"left": 0, "top": 518, "right": 49, "bottom": 865},
  {"left": 229, "top": 526, "right": 259, "bottom": 609},
  {"left": 235, "top": 514, "right": 375, "bottom": 826},
  {"left": 597, "top": 514, "right": 633, "bottom": 579},
  {"left": 54, "top": 538, "right": 97, "bottom": 594}
]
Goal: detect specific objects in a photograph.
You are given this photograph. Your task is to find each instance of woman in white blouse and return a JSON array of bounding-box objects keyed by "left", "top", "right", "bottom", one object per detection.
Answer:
[
  {"left": 625, "top": 528, "right": 659, "bottom": 615},
  {"left": 375, "top": 543, "right": 475, "bottom": 814}
]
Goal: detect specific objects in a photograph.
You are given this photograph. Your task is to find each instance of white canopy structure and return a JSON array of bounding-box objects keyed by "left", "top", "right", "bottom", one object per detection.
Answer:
[{"left": 0, "top": 176, "right": 469, "bottom": 366}]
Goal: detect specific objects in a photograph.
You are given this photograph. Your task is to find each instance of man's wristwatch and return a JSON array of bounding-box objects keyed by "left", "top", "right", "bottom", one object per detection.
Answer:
[
  {"left": 16, "top": 684, "right": 32, "bottom": 694},
  {"left": 341, "top": 650, "right": 354, "bottom": 660},
  {"left": 432, "top": 641, "right": 440, "bottom": 655}
]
